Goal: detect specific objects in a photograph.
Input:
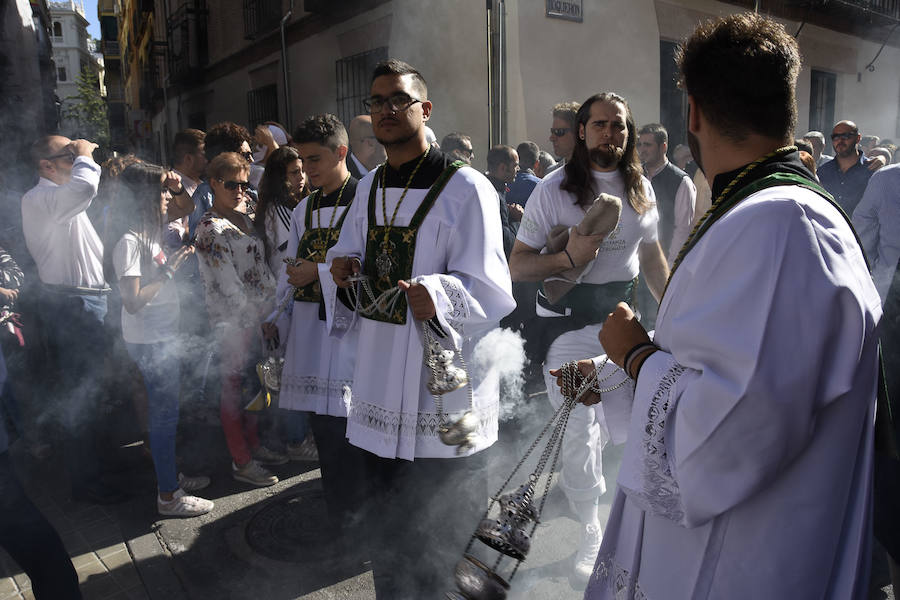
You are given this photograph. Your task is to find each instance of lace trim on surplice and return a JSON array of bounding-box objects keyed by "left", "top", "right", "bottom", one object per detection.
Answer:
[
  {"left": 347, "top": 398, "right": 498, "bottom": 439},
  {"left": 437, "top": 274, "right": 470, "bottom": 334},
  {"left": 591, "top": 552, "right": 648, "bottom": 600},
  {"left": 621, "top": 363, "right": 686, "bottom": 523}
]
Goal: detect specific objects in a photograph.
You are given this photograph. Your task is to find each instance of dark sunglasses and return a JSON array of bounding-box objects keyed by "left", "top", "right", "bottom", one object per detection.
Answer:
[
  {"left": 363, "top": 94, "right": 421, "bottom": 113},
  {"left": 241, "top": 151, "right": 254, "bottom": 162},
  {"left": 550, "top": 127, "right": 571, "bottom": 137},
  {"left": 218, "top": 179, "right": 251, "bottom": 191},
  {"left": 45, "top": 151, "right": 75, "bottom": 162},
  {"left": 831, "top": 132, "right": 856, "bottom": 141}
]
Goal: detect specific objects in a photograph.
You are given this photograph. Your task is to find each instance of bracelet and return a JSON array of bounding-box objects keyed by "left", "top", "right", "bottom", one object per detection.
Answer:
[
  {"left": 563, "top": 248, "right": 576, "bottom": 268},
  {"left": 159, "top": 264, "right": 175, "bottom": 280},
  {"left": 173, "top": 185, "right": 186, "bottom": 195},
  {"left": 622, "top": 342, "right": 656, "bottom": 378},
  {"left": 630, "top": 348, "right": 656, "bottom": 380}
]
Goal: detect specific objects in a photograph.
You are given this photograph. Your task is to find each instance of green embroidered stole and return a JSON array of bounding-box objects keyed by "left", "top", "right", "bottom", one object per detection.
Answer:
[
  {"left": 293, "top": 190, "right": 351, "bottom": 303},
  {"left": 361, "top": 160, "right": 465, "bottom": 325}
]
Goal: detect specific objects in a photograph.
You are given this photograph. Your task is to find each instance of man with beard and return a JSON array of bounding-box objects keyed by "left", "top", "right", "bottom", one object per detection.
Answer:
[
  {"left": 323, "top": 59, "right": 515, "bottom": 598},
  {"left": 509, "top": 92, "right": 669, "bottom": 582},
  {"left": 817, "top": 120, "right": 875, "bottom": 215},
  {"left": 572, "top": 14, "right": 879, "bottom": 599}
]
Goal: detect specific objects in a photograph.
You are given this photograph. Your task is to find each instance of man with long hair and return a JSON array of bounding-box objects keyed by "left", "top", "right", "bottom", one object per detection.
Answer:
[
  {"left": 574, "top": 14, "right": 879, "bottom": 598},
  {"left": 509, "top": 92, "right": 668, "bottom": 581}
]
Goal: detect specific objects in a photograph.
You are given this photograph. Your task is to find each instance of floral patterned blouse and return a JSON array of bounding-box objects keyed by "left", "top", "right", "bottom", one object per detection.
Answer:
[{"left": 195, "top": 211, "right": 276, "bottom": 330}]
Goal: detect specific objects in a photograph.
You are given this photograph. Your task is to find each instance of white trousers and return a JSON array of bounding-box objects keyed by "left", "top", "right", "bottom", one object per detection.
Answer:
[{"left": 542, "top": 324, "right": 609, "bottom": 503}]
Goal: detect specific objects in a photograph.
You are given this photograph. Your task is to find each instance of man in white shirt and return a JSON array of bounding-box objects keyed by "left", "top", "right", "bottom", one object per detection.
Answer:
[
  {"left": 509, "top": 93, "right": 669, "bottom": 581},
  {"left": 579, "top": 14, "right": 880, "bottom": 599},
  {"left": 21, "top": 135, "right": 127, "bottom": 504}
]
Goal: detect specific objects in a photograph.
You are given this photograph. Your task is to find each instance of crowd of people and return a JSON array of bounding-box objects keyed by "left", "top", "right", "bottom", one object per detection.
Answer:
[{"left": 1, "top": 11, "right": 899, "bottom": 600}]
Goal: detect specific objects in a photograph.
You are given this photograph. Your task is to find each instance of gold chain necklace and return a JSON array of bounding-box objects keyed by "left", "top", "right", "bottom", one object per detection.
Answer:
[
  {"left": 376, "top": 147, "right": 431, "bottom": 278},
  {"left": 664, "top": 145, "right": 795, "bottom": 295},
  {"left": 307, "top": 174, "right": 350, "bottom": 260}
]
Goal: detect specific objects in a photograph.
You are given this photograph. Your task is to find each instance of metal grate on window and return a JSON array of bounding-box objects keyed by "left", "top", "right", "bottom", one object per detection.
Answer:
[
  {"left": 248, "top": 84, "right": 279, "bottom": 130},
  {"left": 243, "top": 0, "right": 283, "bottom": 40},
  {"left": 336, "top": 47, "right": 388, "bottom": 126}
]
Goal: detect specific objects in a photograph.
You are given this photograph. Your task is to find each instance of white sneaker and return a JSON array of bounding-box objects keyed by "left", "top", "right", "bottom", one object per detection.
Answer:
[
  {"left": 573, "top": 523, "right": 602, "bottom": 582},
  {"left": 232, "top": 460, "right": 279, "bottom": 487},
  {"left": 252, "top": 445, "right": 289, "bottom": 466},
  {"left": 177, "top": 472, "right": 211, "bottom": 492},
  {"left": 286, "top": 437, "right": 319, "bottom": 462},
  {"left": 157, "top": 489, "right": 214, "bottom": 517}
]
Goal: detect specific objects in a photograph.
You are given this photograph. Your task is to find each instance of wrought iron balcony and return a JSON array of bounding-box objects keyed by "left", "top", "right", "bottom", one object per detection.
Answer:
[
  {"left": 167, "top": 0, "right": 209, "bottom": 85},
  {"left": 243, "top": 0, "right": 282, "bottom": 40}
]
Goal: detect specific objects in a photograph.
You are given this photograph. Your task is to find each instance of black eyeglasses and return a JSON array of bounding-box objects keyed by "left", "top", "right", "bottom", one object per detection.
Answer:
[
  {"left": 44, "top": 151, "right": 75, "bottom": 162},
  {"left": 831, "top": 132, "right": 857, "bottom": 141},
  {"left": 363, "top": 94, "right": 422, "bottom": 113},
  {"left": 218, "top": 179, "right": 251, "bottom": 191},
  {"left": 550, "top": 127, "right": 571, "bottom": 137},
  {"left": 241, "top": 151, "right": 254, "bottom": 162}
]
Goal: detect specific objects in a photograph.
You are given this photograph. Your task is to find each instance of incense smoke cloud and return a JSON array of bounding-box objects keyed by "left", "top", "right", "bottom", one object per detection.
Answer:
[{"left": 471, "top": 327, "right": 526, "bottom": 423}]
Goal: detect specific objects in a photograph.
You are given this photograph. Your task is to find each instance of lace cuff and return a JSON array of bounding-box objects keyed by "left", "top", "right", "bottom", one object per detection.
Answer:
[
  {"left": 617, "top": 350, "right": 687, "bottom": 524},
  {"left": 416, "top": 273, "right": 470, "bottom": 349},
  {"left": 320, "top": 260, "right": 357, "bottom": 337}
]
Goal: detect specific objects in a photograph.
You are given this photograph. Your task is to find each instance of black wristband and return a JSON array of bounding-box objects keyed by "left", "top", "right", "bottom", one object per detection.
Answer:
[
  {"left": 173, "top": 185, "right": 186, "bottom": 195},
  {"left": 631, "top": 348, "right": 657, "bottom": 380},
  {"left": 622, "top": 341, "right": 656, "bottom": 377},
  {"left": 563, "top": 248, "right": 576, "bottom": 268}
]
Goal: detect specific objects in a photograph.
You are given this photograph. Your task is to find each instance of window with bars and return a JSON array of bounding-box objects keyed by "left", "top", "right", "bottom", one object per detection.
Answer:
[
  {"left": 248, "top": 84, "right": 279, "bottom": 130},
  {"left": 336, "top": 47, "right": 388, "bottom": 126},
  {"left": 809, "top": 70, "right": 836, "bottom": 135},
  {"left": 243, "top": 0, "right": 282, "bottom": 40}
]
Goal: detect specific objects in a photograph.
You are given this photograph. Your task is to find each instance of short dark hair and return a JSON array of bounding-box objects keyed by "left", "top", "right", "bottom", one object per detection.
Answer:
[
  {"left": 516, "top": 141, "right": 540, "bottom": 168},
  {"left": 30, "top": 136, "right": 59, "bottom": 167},
  {"left": 292, "top": 114, "right": 349, "bottom": 150},
  {"left": 204, "top": 122, "right": 252, "bottom": 161},
  {"left": 371, "top": 59, "right": 428, "bottom": 99},
  {"left": 794, "top": 139, "right": 814, "bottom": 155},
  {"left": 441, "top": 132, "right": 472, "bottom": 154},
  {"left": 552, "top": 102, "right": 580, "bottom": 128},
  {"left": 638, "top": 123, "right": 668, "bottom": 146},
  {"left": 172, "top": 128, "right": 205, "bottom": 165},
  {"left": 487, "top": 145, "right": 516, "bottom": 172},
  {"left": 677, "top": 13, "right": 800, "bottom": 142}
]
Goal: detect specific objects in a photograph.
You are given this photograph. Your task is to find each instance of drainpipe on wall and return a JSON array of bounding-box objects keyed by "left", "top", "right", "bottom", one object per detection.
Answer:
[
  {"left": 486, "top": 0, "right": 494, "bottom": 147},
  {"left": 280, "top": 0, "right": 294, "bottom": 130}
]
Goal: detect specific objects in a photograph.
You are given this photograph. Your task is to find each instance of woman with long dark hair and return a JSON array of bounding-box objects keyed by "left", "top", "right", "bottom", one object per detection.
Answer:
[
  {"left": 112, "top": 162, "right": 214, "bottom": 517},
  {"left": 253, "top": 145, "right": 307, "bottom": 275}
]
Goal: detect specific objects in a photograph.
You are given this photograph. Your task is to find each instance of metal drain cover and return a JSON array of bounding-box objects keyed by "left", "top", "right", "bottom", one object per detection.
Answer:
[{"left": 245, "top": 489, "right": 341, "bottom": 563}]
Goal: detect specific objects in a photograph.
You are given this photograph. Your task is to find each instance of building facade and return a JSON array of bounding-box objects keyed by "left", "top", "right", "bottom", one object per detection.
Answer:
[
  {"left": 49, "top": 0, "right": 104, "bottom": 137},
  {"left": 109, "top": 0, "right": 900, "bottom": 168}
]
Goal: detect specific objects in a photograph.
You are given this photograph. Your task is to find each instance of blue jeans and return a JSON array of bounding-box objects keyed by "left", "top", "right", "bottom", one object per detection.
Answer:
[{"left": 126, "top": 340, "right": 180, "bottom": 493}]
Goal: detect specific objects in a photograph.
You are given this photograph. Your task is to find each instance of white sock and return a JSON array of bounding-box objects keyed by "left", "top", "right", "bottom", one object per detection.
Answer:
[{"left": 571, "top": 497, "right": 601, "bottom": 529}]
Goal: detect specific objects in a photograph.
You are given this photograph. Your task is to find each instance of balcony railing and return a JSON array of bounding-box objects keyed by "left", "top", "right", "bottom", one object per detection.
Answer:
[
  {"left": 243, "top": 0, "right": 282, "bottom": 40},
  {"left": 167, "top": 0, "right": 209, "bottom": 85},
  {"left": 103, "top": 40, "right": 120, "bottom": 57}
]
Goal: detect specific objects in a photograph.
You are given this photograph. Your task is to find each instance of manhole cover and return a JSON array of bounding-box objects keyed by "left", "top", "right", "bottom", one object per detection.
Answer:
[{"left": 245, "top": 489, "right": 342, "bottom": 563}]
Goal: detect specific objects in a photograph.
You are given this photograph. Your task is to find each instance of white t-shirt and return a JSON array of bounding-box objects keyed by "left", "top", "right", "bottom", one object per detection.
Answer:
[
  {"left": 517, "top": 166, "right": 658, "bottom": 284},
  {"left": 112, "top": 232, "right": 180, "bottom": 343}
]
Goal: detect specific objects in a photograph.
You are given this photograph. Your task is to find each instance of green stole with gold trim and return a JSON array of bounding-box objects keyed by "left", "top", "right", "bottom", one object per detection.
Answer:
[
  {"left": 293, "top": 190, "right": 351, "bottom": 303},
  {"left": 361, "top": 160, "right": 465, "bottom": 325}
]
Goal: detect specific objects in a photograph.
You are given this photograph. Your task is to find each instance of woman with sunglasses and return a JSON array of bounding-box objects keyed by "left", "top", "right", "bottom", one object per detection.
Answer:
[
  {"left": 195, "top": 152, "right": 286, "bottom": 487},
  {"left": 111, "top": 162, "right": 214, "bottom": 517}
]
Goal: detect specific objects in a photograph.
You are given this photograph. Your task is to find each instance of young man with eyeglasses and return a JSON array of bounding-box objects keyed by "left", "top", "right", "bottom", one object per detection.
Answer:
[
  {"left": 324, "top": 58, "right": 515, "bottom": 597},
  {"left": 21, "top": 135, "right": 131, "bottom": 505},
  {"left": 817, "top": 120, "right": 876, "bottom": 215}
]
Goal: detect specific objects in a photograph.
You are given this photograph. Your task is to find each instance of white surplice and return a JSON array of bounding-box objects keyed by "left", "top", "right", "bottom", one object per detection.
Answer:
[
  {"left": 321, "top": 167, "right": 516, "bottom": 460},
  {"left": 586, "top": 184, "right": 881, "bottom": 599},
  {"left": 272, "top": 195, "right": 356, "bottom": 417}
]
